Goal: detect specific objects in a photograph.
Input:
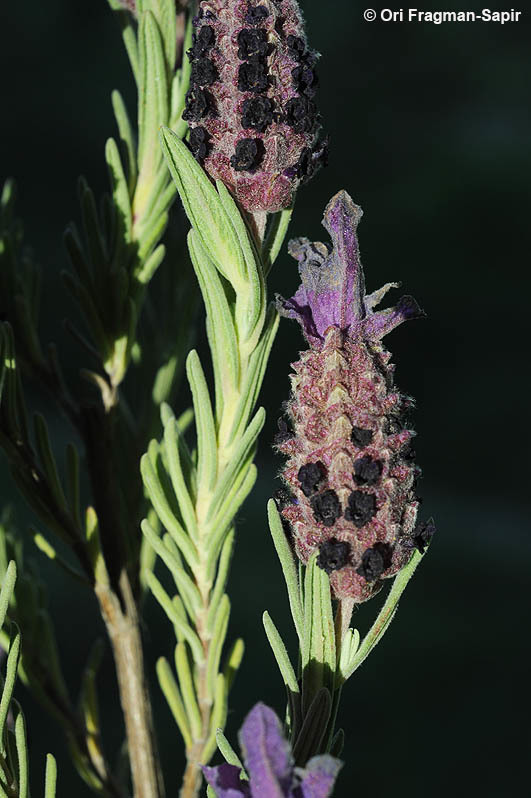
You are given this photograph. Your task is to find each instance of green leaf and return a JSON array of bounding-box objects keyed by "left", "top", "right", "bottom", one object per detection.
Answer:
[
  {"left": 0, "top": 623, "right": 21, "bottom": 738},
  {"left": 215, "top": 728, "right": 246, "bottom": 774},
  {"left": 267, "top": 499, "right": 303, "bottom": 642},
  {"left": 143, "top": 532, "right": 200, "bottom": 622},
  {"left": 205, "top": 463, "right": 257, "bottom": 582},
  {"left": 0, "top": 560, "right": 16, "bottom": 632},
  {"left": 292, "top": 687, "right": 332, "bottom": 766},
  {"left": 105, "top": 137, "right": 133, "bottom": 244},
  {"left": 226, "top": 304, "right": 279, "bottom": 446},
  {"left": 186, "top": 350, "right": 217, "bottom": 495},
  {"left": 262, "top": 207, "right": 293, "bottom": 276},
  {"left": 163, "top": 415, "right": 198, "bottom": 542},
  {"left": 206, "top": 594, "right": 230, "bottom": 696},
  {"left": 14, "top": 701, "right": 29, "bottom": 798},
  {"left": 207, "top": 529, "right": 234, "bottom": 631},
  {"left": 141, "top": 449, "right": 199, "bottom": 568},
  {"left": 222, "top": 637, "right": 244, "bottom": 695},
  {"left": 148, "top": 571, "right": 203, "bottom": 663},
  {"left": 188, "top": 229, "right": 239, "bottom": 400},
  {"left": 156, "top": 657, "right": 193, "bottom": 750},
  {"left": 111, "top": 89, "right": 137, "bottom": 193},
  {"left": 262, "top": 611, "right": 299, "bottom": 694},
  {"left": 203, "top": 673, "right": 227, "bottom": 763},
  {"left": 207, "top": 408, "right": 265, "bottom": 526},
  {"left": 174, "top": 641, "right": 202, "bottom": 740},
  {"left": 33, "top": 413, "right": 67, "bottom": 512},
  {"left": 45, "top": 753, "right": 58, "bottom": 798},
  {"left": 215, "top": 180, "right": 265, "bottom": 344},
  {"left": 159, "top": 127, "right": 245, "bottom": 284},
  {"left": 138, "top": 11, "right": 168, "bottom": 172},
  {"left": 171, "top": 11, "right": 193, "bottom": 132},
  {"left": 148, "top": 0, "right": 177, "bottom": 78}
]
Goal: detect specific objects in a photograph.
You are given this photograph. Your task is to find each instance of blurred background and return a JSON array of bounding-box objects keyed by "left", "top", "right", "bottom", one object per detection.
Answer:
[{"left": 1, "top": 0, "right": 530, "bottom": 795}]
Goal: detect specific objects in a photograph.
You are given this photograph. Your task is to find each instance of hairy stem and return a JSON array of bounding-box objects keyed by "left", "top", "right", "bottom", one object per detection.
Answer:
[{"left": 96, "top": 571, "right": 164, "bottom": 798}]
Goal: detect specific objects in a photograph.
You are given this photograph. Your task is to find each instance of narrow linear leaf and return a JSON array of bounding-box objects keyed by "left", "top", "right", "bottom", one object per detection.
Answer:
[
  {"left": 45, "top": 753, "right": 58, "bottom": 798},
  {"left": 163, "top": 416, "right": 198, "bottom": 541},
  {"left": 146, "top": 570, "right": 202, "bottom": 660},
  {"left": 292, "top": 688, "right": 332, "bottom": 766},
  {"left": 262, "top": 611, "right": 299, "bottom": 694},
  {"left": 156, "top": 657, "right": 193, "bottom": 750},
  {"left": 174, "top": 641, "right": 202, "bottom": 740},
  {"left": 0, "top": 624, "right": 21, "bottom": 738},
  {"left": 267, "top": 499, "right": 303, "bottom": 641},
  {"left": 262, "top": 207, "right": 293, "bottom": 276},
  {"left": 111, "top": 89, "right": 137, "bottom": 192},
  {"left": 0, "top": 560, "right": 16, "bottom": 631},
  {"left": 207, "top": 408, "right": 265, "bottom": 525},
  {"left": 138, "top": 11, "right": 168, "bottom": 171},
  {"left": 186, "top": 350, "right": 217, "bottom": 495},
  {"left": 206, "top": 594, "right": 230, "bottom": 696},
  {"left": 222, "top": 637, "right": 244, "bottom": 695},
  {"left": 215, "top": 729, "right": 246, "bottom": 774},
  {"left": 159, "top": 127, "right": 245, "bottom": 283},
  {"left": 207, "top": 529, "right": 235, "bottom": 631},
  {"left": 105, "top": 137, "right": 133, "bottom": 242},
  {"left": 33, "top": 413, "right": 67, "bottom": 511},
  {"left": 14, "top": 702, "right": 29, "bottom": 798},
  {"left": 141, "top": 452, "right": 199, "bottom": 567}
]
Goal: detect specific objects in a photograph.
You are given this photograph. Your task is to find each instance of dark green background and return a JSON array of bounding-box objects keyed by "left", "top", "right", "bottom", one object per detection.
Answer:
[{"left": 1, "top": 1, "right": 530, "bottom": 795}]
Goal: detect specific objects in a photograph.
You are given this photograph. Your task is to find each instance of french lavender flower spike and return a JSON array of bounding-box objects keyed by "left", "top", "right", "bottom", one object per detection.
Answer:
[
  {"left": 275, "top": 190, "right": 434, "bottom": 605},
  {"left": 184, "top": 0, "right": 328, "bottom": 213},
  {"left": 202, "top": 702, "right": 342, "bottom": 797}
]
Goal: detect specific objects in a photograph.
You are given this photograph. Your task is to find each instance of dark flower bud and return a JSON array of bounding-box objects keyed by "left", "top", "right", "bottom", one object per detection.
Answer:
[
  {"left": 238, "top": 61, "right": 269, "bottom": 93},
  {"left": 237, "top": 28, "right": 269, "bottom": 60},
  {"left": 189, "top": 25, "right": 216, "bottom": 58},
  {"left": 317, "top": 539, "right": 351, "bottom": 574},
  {"left": 292, "top": 64, "right": 319, "bottom": 97},
  {"left": 413, "top": 518, "right": 436, "bottom": 553},
  {"left": 182, "top": 86, "right": 214, "bottom": 122},
  {"left": 230, "top": 138, "right": 263, "bottom": 171},
  {"left": 191, "top": 57, "right": 218, "bottom": 86},
  {"left": 241, "top": 96, "right": 275, "bottom": 132},
  {"left": 245, "top": 3, "right": 269, "bottom": 25},
  {"left": 297, "top": 461, "right": 326, "bottom": 497},
  {"left": 357, "top": 543, "right": 393, "bottom": 582},
  {"left": 351, "top": 426, "right": 374, "bottom": 448},
  {"left": 345, "top": 491, "right": 377, "bottom": 527},
  {"left": 287, "top": 34, "right": 306, "bottom": 60},
  {"left": 353, "top": 455, "right": 383, "bottom": 486},
  {"left": 284, "top": 97, "right": 318, "bottom": 134},
  {"left": 189, "top": 126, "right": 210, "bottom": 160},
  {"left": 310, "top": 490, "right": 341, "bottom": 527}
]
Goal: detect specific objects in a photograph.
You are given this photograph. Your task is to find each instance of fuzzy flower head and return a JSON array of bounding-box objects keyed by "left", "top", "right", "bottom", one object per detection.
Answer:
[
  {"left": 184, "top": 0, "right": 327, "bottom": 212},
  {"left": 202, "top": 702, "right": 342, "bottom": 797},
  {"left": 275, "top": 191, "right": 433, "bottom": 603}
]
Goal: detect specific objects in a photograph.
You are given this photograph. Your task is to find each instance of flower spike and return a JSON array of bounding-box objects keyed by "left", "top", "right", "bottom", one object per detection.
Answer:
[{"left": 275, "top": 191, "right": 432, "bottom": 603}]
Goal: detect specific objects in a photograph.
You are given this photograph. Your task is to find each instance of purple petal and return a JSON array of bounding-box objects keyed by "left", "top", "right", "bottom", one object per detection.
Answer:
[
  {"left": 239, "top": 703, "right": 293, "bottom": 798},
  {"left": 361, "top": 294, "right": 425, "bottom": 340},
  {"left": 202, "top": 763, "right": 251, "bottom": 798},
  {"left": 297, "top": 755, "right": 343, "bottom": 798}
]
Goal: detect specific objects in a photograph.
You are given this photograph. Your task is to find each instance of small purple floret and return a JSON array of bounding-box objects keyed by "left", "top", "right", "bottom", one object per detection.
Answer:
[{"left": 202, "top": 703, "right": 342, "bottom": 797}]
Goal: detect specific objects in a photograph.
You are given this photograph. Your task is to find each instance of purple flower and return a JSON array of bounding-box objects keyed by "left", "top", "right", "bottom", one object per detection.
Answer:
[
  {"left": 275, "top": 191, "right": 432, "bottom": 603},
  {"left": 202, "top": 703, "right": 342, "bottom": 797}
]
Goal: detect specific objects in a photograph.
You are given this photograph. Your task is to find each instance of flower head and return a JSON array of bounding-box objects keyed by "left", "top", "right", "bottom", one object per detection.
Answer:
[
  {"left": 202, "top": 703, "right": 341, "bottom": 797},
  {"left": 184, "top": 0, "right": 327, "bottom": 212},
  {"left": 275, "top": 191, "right": 433, "bottom": 603}
]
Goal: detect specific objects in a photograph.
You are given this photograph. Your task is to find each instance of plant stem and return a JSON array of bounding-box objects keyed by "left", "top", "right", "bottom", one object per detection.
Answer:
[{"left": 96, "top": 571, "right": 164, "bottom": 798}]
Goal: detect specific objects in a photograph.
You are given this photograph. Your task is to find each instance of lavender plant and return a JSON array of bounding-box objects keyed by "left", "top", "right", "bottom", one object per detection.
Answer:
[{"left": 0, "top": 2, "right": 433, "bottom": 798}]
